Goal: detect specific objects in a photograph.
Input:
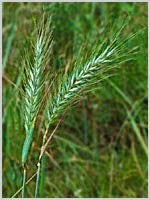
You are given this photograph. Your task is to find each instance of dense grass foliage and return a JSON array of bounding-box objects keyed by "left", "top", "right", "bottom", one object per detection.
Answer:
[{"left": 2, "top": 2, "right": 148, "bottom": 198}]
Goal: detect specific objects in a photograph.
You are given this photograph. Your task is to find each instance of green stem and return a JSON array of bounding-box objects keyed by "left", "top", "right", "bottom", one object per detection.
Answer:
[
  {"left": 39, "top": 155, "right": 45, "bottom": 197},
  {"left": 22, "top": 168, "right": 26, "bottom": 198},
  {"left": 12, "top": 171, "right": 37, "bottom": 198},
  {"left": 35, "top": 121, "right": 61, "bottom": 197},
  {"left": 35, "top": 162, "right": 41, "bottom": 197},
  {"left": 34, "top": 129, "right": 47, "bottom": 198}
]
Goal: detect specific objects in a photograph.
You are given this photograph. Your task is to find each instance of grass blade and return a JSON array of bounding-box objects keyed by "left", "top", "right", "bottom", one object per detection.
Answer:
[{"left": 127, "top": 109, "right": 148, "bottom": 156}]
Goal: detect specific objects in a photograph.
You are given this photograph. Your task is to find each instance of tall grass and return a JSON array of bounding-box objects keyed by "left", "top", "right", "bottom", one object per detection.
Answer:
[
  {"left": 31, "top": 18, "right": 138, "bottom": 197},
  {"left": 2, "top": 2, "right": 148, "bottom": 198},
  {"left": 21, "top": 15, "right": 53, "bottom": 196}
]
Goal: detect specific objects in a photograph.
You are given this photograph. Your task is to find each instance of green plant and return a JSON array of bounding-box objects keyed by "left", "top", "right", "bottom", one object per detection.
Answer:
[
  {"left": 3, "top": 2, "right": 147, "bottom": 198},
  {"left": 21, "top": 15, "right": 53, "bottom": 196},
  {"left": 32, "top": 19, "right": 138, "bottom": 197}
]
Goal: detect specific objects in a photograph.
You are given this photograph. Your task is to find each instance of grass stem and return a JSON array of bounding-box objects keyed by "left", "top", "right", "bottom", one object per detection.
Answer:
[
  {"left": 35, "top": 162, "right": 41, "bottom": 198},
  {"left": 39, "top": 156, "right": 45, "bottom": 197},
  {"left": 12, "top": 171, "right": 37, "bottom": 198},
  {"left": 22, "top": 168, "right": 26, "bottom": 198}
]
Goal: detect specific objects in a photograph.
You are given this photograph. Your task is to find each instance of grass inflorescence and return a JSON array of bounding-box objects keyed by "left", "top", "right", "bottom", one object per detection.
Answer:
[
  {"left": 22, "top": 15, "right": 53, "bottom": 166},
  {"left": 45, "top": 33, "right": 137, "bottom": 128},
  {"left": 21, "top": 15, "right": 53, "bottom": 197},
  {"left": 2, "top": 2, "right": 147, "bottom": 198}
]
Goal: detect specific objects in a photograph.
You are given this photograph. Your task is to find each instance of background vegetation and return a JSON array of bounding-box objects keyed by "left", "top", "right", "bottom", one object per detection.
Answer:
[{"left": 2, "top": 2, "right": 148, "bottom": 198}]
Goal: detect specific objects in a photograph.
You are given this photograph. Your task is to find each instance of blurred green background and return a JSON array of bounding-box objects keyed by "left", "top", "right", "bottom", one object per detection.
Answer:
[{"left": 2, "top": 2, "right": 148, "bottom": 198}]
